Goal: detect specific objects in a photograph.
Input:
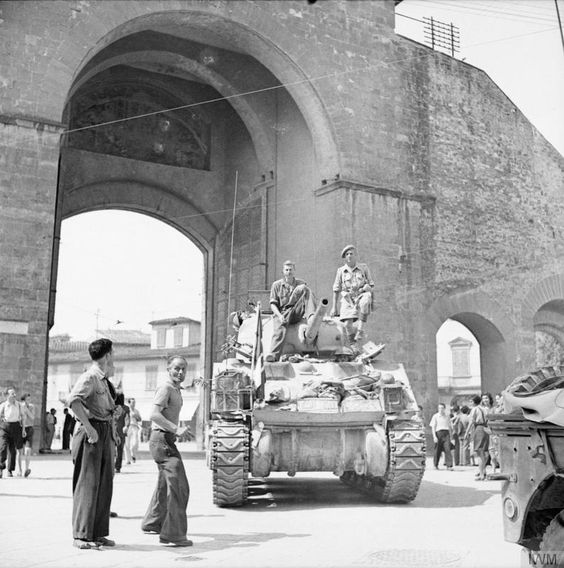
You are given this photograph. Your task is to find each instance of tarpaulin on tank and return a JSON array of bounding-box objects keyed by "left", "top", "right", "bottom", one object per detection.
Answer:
[{"left": 503, "top": 374, "right": 564, "bottom": 427}]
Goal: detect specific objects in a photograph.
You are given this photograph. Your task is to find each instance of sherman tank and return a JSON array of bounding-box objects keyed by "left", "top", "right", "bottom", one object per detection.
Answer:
[{"left": 205, "top": 298, "right": 426, "bottom": 507}]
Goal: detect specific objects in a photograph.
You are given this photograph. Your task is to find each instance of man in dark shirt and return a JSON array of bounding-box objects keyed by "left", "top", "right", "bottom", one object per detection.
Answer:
[
  {"left": 68, "top": 338, "right": 117, "bottom": 549},
  {"left": 266, "top": 260, "right": 313, "bottom": 362},
  {"left": 62, "top": 408, "right": 76, "bottom": 451}
]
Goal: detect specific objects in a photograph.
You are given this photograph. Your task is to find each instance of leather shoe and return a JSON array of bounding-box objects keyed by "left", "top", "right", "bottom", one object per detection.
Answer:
[
  {"left": 96, "top": 537, "right": 115, "bottom": 547},
  {"left": 73, "top": 539, "right": 100, "bottom": 550},
  {"left": 159, "top": 537, "right": 193, "bottom": 547}
]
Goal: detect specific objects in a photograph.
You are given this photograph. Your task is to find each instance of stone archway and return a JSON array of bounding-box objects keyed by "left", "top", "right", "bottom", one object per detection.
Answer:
[
  {"left": 522, "top": 274, "right": 564, "bottom": 366},
  {"left": 50, "top": 6, "right": 341, "bottom": 389},
  {"left": 421, "top": 290, "right": 518, "bottom": 404}
]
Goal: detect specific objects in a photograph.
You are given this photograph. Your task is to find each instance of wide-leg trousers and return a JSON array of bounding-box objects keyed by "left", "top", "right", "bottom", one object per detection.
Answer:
[
  {"left": 142, "top": 430, "right": 190, "bottom": 543},
  {"left": 72, "top": 422, "right": 114, "bottom": 540}
]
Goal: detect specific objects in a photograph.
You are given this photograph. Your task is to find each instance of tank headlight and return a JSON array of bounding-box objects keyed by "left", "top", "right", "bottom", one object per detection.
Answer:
[{"left": 503, "top": 497, "right": 518, "bottom": 520}]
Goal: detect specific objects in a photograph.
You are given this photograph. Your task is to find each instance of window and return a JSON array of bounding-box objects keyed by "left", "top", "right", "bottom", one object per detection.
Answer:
[
  {"left": 156, "top": 328, "right": 166, "bottom": 348},
  {"left": 174, "top": 326, "right": 184, "bottom": 347},
  {"left": 452, "top": 348, "right": 470, "bottom": 378},
  {"left": 145, "top": 365, "right": 158, "bottom": 391}
]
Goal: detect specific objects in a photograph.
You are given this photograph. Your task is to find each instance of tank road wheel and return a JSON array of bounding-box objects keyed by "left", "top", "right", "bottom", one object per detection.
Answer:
[
  {"left": 539, "top": 512, "right": 564, "bottom": 567},
  {"left": 211, "top": 421, "right": 250, "bottom": 507},
  {"left": 373, "top": 421, "right": 426, "bottom": 504}
]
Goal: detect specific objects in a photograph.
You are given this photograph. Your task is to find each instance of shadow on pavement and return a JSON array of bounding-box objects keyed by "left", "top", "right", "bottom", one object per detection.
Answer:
[
  {"left": 0, "top": 492, "right": 70, "bottom": 499},
  {"left": 110, "top": 531, "right": 309, "bottom": 556},
  {"left": 412, "top": 479, "right": 498, "bottom": 508},
  {"left": 240, "top": 475, "right": 498, "bottom": 511},
  {"left": 112, "top": 513, "right": 226, "bottom": 521}
]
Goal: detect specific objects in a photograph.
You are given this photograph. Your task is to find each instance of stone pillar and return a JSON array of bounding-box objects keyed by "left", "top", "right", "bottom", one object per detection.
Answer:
[{"left": 0, "top": 114, "right": 63, "bottom": 451}]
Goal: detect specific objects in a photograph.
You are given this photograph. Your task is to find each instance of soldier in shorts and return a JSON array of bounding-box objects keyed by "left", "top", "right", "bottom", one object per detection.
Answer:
[{"left": 330, "top": 245, "right": 374, "bottom": 344}]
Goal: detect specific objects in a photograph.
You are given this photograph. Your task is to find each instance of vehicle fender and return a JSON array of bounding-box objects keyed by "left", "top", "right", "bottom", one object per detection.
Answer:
[
  {"left": 365, "top": 424, "right": 388, "bottom": 477},
  {"left": 251, "top": 429, "right": 272, "bottom": 478}
]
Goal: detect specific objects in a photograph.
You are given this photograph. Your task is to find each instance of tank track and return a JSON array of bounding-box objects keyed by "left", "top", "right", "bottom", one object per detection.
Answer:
[
  {"left": 210, "top": 420, "right": 250, "bottom": 507},
  {"left": 341, "top": 420, "right": 426, "bottom": 503}
]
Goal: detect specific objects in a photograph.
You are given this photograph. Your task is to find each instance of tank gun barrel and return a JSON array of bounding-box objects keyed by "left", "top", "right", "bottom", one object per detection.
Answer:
[{"left": 305, "top": 298, "right": 329, "bottom": 343}]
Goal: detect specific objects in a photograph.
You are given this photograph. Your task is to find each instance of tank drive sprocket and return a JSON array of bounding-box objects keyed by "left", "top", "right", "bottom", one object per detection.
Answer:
[{"left": 211, "top": 421, "right": 250, "bottom": 507}]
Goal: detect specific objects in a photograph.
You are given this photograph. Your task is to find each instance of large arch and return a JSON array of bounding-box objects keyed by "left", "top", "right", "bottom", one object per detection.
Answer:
[
  {"left": 64, "top": 50, "right": 276, "bottom": 172},
  {"left": 422, "top": 290, "right": 519, "bottom": 400},
  {"left": 51, "top": 6, "right": 341, "bottom": 394},
  {"left": 50, "top": 8, "right": 340, "bottom": 179}
]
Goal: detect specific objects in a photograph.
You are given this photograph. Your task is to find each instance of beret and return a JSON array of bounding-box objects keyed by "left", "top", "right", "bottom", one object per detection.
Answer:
[{"left": 341, "top": 244, "right": 355, "bottom": 258}]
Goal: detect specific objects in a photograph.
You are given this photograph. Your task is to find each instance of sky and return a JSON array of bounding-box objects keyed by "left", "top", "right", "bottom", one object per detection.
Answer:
[
  {"left": 51, "top": 0, "right": 564, "bottom": 345},
  {"left": 50, "top": 212, "right": 204, "bottom": 339}
]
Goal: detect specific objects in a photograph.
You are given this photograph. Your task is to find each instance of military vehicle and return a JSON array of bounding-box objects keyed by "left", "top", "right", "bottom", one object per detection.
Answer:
[
  {"left": 205, "top": 297, "right": 426, "bottom": 507},
  {"left": 488, "top": 366, "right": 564, "bottom": 565}
]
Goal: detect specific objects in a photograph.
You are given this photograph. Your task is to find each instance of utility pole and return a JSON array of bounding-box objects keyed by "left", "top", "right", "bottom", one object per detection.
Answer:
[
  {"left": 95, "top": 308, "right": 101, "bottom": 338},
  {"left": 555, "top": 0, "right": 564, "bottom": 57}
]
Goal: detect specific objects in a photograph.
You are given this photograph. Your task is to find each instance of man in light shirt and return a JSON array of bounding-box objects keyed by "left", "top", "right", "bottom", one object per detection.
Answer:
[
  {"left": 429, "top": 402, "right": 454, "bottom": 470},
  {"left": 141, "top": 355, "right": 192, "bottom": 547},
  {"left": 330, "top": 245, "right": 374, "bottom": 344},
  {"left": 0, "top": 388, "right": 23, "bottom": 477}
]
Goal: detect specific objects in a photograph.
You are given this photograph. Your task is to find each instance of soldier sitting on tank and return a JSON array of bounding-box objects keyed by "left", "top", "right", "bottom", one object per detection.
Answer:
[
  {"left": 265, "top": 260, "right": 314, "bottom": 362},
  {"left": 330, "top": 245, "right": 374, "bottom": 344}
]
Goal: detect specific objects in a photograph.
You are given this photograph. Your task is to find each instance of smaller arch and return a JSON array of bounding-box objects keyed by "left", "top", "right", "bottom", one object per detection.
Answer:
[
  {"left": 424, "top": 289, "right": 519, "bottom": 397},
  {"left": 522, "top": 273, "right": 564, "bottom": 324}
]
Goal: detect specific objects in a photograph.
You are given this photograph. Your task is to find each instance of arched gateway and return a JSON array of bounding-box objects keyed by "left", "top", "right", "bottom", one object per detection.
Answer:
[
  {"left": 55, "top": 9, "right": 341, "bottom": 390},
  {"left": 2, "top": 2, "right": 563, "bottom": 449}
]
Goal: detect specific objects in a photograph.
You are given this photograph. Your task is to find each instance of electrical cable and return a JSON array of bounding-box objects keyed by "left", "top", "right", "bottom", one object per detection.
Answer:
[
  {"left": 2, "top": 17, "right": 559, "bottom": 151},
  {"left": 404, "top": 0, "right": 557, "bottom": 25}
]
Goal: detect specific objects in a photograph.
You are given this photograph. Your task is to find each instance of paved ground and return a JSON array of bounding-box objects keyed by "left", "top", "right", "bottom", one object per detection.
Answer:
[{"left": 0, "top": 447, "right": 523, "bottom": 568}]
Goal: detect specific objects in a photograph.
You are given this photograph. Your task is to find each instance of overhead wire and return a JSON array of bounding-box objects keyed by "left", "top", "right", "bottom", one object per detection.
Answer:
[
  {"left": 3, "top": 13, "right": 560, "bottom": 151},
  {"left": 403, "top": 0, "right": 558, "bottom": 25}
]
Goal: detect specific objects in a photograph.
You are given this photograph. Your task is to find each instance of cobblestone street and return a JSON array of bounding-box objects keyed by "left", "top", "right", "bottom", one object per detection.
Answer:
[{"left": 0, "top": 452, "right": 521, "bottom": 568}]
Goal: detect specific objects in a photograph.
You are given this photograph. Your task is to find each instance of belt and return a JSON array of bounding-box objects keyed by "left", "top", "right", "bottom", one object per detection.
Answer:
[
  {"left": 89, "top": 418, "right": 111, "bottom": 424},
  {"left": 153, "top": 428, "right": 174, "bottom": 434}
]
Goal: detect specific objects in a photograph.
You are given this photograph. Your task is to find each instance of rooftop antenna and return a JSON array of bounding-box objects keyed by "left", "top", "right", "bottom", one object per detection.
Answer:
[{"left": 423, "top": 16, "right": 460, "bottom": 58}]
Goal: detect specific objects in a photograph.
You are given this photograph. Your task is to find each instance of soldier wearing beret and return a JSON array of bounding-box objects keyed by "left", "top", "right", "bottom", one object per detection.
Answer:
[{"left": 330, "top": 245, "right": 374, "bottom": 344}]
